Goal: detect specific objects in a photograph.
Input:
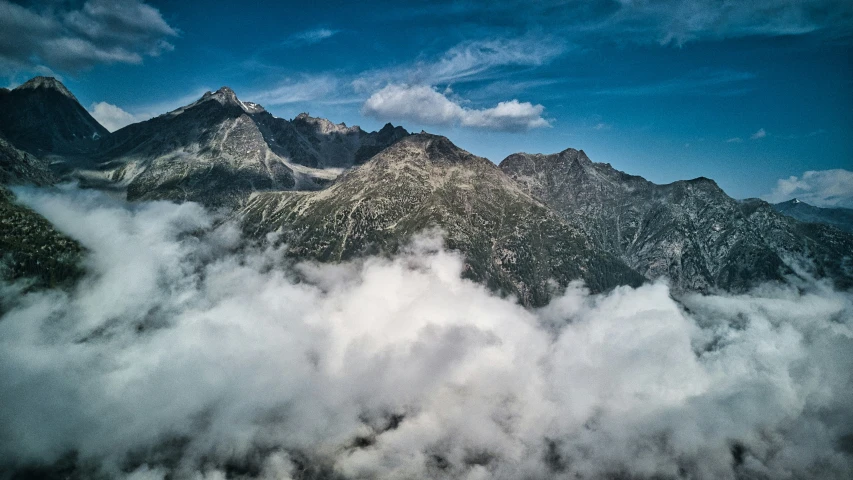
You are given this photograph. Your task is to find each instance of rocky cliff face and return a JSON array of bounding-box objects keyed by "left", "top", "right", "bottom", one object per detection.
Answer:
[
  {"left": 88, "top": 87, "right": 408, "bottom": 207},
  {"left": 0, "top": 77, "right": 108, "bottom": 156},
  {"left": 241, "top": 134, "right": 645, "bottom": 306},
  {"left": 500, "top": 148, "right": 853, "bottom": 292}
]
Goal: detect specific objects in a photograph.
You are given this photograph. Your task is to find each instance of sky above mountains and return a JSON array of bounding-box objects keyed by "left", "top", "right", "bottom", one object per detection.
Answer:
[{"left": 1, "top": 0, "right": 851, "bottom": 203}]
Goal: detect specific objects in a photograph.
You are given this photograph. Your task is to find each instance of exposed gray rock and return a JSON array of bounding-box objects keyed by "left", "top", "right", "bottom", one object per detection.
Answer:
[
  {"left": 500, "top": 148, "right": 853, "bottom": 292},
  {"left": 241, "top": 134, "right": 645, "bottom": 306}
]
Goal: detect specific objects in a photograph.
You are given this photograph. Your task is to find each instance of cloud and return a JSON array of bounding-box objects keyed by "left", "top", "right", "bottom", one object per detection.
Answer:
[
  {"left": 250, "top": 75, "right": 341, "bottom": 106},
  {"left": 762, "top": 169, "right": 853, "bottom": 208},
  {"left": 354, "top": 35, "right": 568, "bottom": 92},
  {"left": 596, "top": 69, "right": 756, "bottom": 96},
  {"left": 751, "top": 128, "right": 767, "bottom": 139},
  {"left": 362, "top": 84, "right": 550, "bottom": 132},
  {"left": 88, "top": 102, "right": 147, "bottom": 132},
  {"left": 282, "top": 28, "right": 339, "bottom": 47},
  {"left": 1, "top": 186, "right": 852, "bottom": 479},
  {"left": 604, "top": 0, "right": 853, "bottom": 45},
  {"left": 725, "top": 137, "right": 743, "bottom": 143},
  {"left": 0, "top": 0, "right": 177, "bottom": 73}
]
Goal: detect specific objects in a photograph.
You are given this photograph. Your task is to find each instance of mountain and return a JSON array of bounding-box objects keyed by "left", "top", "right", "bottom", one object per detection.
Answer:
[
  {"left": 772, "top": 198, "right": 853, "bottom": 234},
  {"left": 500, "top": 148, "right": 853, "bottom": 292},
  {"left": 0, "top": 135, "right": 55, "bottom": 186},
  {"left": 0, "top": 77, "right": 108, "bottom": 156},
  {"left": 0, "top": 138, "right": 81, "bottom": 289},
  {"left": 0, "top": 186, "right": 83, "bottom": 291},
  {"left": 240, "top": 134, "right": 645, "bottom": 306},
  {"left": 89, "top": 87, "right": 407, "bottom": 207},
  {"left": 267, "top": 113, "right": 409, "bottom": 169}
]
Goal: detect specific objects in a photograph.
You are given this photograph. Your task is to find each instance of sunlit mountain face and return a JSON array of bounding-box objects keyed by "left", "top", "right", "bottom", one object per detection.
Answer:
[{"left": 1, "top": 1, "right": 852, "bottom": 479}]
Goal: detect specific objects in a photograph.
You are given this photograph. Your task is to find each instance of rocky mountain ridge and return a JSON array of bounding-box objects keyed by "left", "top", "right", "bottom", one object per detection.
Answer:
[
  {"left": 500, "top": 148, "right": 853, "bottom": 292},
  {"left": 773, "top": 198, "right": 853, "bottom": 234},
  {"left": 241, "top": 134, "right": 645, "bottom": 305},
  {"left": 0, "top": 76, "right": 850, "bottom": 300}
]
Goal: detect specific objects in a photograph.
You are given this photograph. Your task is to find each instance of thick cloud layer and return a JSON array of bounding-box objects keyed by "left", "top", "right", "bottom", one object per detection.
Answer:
[{"left": 1, "top": 187, "right": 852, "bottom": 479}]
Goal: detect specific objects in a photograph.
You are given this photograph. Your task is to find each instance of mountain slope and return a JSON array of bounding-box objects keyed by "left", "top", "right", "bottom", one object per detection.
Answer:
[
  {"left": 0, "top": 135, "right": 55, "bottom": 186},
  {"left": 93, "top": 87, "right": 298, "bottom": 207},
  {"left": 0, "top": 139, "right": 81, "bottom": 289},
  {"left": 773, "top": 198, "right": 853, "bottom": 234},
  {"left": 500, "top": 148, "right": 853, "bottom": 292},
  {"left": 89, "top": 87, "right": 407, "bottom": 206},
  {"left": 241, "top": 134, "right": 645, "bottom": 306},
  {"left": 254, "top": 112, "right": 409, "bottom": 169},
  {"left": 0, "top": 77, "right": 108, "bottom": 156}
]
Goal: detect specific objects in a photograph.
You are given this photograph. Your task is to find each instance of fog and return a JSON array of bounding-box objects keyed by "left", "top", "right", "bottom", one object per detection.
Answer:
[{"left": 1, "top": 186, "right": 851, "bottom": 479}]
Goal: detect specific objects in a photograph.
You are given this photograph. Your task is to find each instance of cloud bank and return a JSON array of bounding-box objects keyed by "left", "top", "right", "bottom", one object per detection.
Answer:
[
  {"left": 1, "top": 187, "right": 852, "bottom": 479},
  {"left": 363, "top": 84, "right": 550, "bottom": 132},
  {"left": 763, "top": 169, "right": 853, "bottom": 208},
  {"left": 0, "top": 0, "right": 177, "bottom": 73}
]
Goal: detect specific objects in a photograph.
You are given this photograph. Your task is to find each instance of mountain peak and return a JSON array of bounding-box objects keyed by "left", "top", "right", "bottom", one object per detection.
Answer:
[
  {"left": 387, "top": 133, "right": 484, "bottom": 166},
  {"left": 199, "top": 86, "right": 264, "bottom": 113},
  {"left": 15, "top": 77, "right": 77, "bottom": 101}
]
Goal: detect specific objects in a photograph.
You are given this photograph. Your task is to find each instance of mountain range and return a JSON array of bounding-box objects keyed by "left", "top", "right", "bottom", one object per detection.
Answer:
[
  {"left": 772, "top": 198, "right": 853, "bottom": 234},
  {"left": 1, "top": 77, "right": 851, "bottom": 303}
]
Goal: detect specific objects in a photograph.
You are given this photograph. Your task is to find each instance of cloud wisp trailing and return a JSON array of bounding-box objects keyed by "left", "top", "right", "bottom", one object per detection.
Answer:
[
  {"left": 0, "top": 0, "right": 178, "bottom": 73},
  {"left": 1, "top": 187, "right": 852, "bottom": 479},
  {"left": 281, "top": 28, "right": 340, "bottom": 47},
  {"left": 362, "top": 84, "right": 550, "bottom": 132},
  {"left": 763, "top": 169, "right": 853, "bottom": 208},
  {"left": 353, "top": 35, "right": 569, "bottom": 93}
]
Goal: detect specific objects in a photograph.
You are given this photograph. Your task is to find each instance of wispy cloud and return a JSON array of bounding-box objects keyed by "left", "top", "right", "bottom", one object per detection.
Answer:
[
  {"left": 0, "top": 0, "right": 177, "bottom": 73},
  {"left": 725, "top": 137, "right": 743, "bottom": 143},
  {"left": 762, "top": 169, "right": 853, "bottom": 208},
  {"left": 282, "top": 27, "right": 339, "bottom": 47},
  {"left": 362, "top": 84, "right": 550, "bottom": 132},
  {"left": 596, "top": 70, "right": 756, "bottom": 96},
  {"left": 354, "top": 35, "right": 569, "bottom": 92},
  {"left": 751, "top": 128, "right": 767, "bottom": 140},
  {"left": 250, "top": 75, "right": 341, "bottom": 106}
]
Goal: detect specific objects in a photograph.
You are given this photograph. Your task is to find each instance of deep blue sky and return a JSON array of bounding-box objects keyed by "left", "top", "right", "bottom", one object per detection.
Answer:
[{"left": 2, "top": 0, "right": 852, "bottom": 203}]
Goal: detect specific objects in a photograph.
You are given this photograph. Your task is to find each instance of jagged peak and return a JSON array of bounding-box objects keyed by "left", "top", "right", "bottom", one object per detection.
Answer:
[
  {"left": 198, "top": 86, "right": 265, "bottom": 114},
  {"left": 388, "top": 133, "right": 480, "bottom": 165},
  {"left": 15, "top": 76, "right": 78, "bottom": 101},
  {"left": 292, "top": 112, "right": 364, "bottom": 135}
]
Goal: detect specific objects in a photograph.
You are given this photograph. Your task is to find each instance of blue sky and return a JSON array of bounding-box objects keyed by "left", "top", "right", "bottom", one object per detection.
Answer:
[{"left": 1, "top": 0, "right": 852, "bottom": 203}]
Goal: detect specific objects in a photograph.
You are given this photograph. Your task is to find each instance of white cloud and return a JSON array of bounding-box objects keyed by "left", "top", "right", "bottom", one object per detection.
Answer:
[
  {"left": 762, "top": 169, "right": 853, "bottom": 208},
  {"left": 725, "top": 137, "right": 743, "bottom": 143},
  {"left": 353, "top": 35, "right": 568, "bottom": 92},
  {"left": 0, "top": 0, "right": 177, "bottom": 73},
  {"left": 250, "top": 75, "right": 340, "bottom": 106},
  {"left": 1, "top": 186, "right": 852, "bottom": 479},
  {"left": 283, "top": 28, "right": 339, "bottom": 47},
  {"left": 751, "top": 128, "right": 767, "bottom": 139},
  {"left": 88, "top": 101, "right": 147, "bottom": 132},
  {"left": 362, "top": 84, "right": 550, "bottom": 132},
  {"left": 606, "top": 0, "right": 853, "bottom": 46}
]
